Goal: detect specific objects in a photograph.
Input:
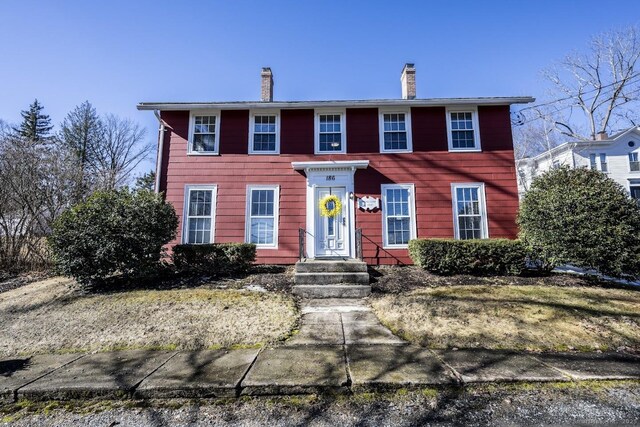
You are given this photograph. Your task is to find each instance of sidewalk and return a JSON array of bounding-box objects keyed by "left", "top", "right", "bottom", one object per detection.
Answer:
[{"left": 1, "top": 299, "right": 639, "bottom": 402}]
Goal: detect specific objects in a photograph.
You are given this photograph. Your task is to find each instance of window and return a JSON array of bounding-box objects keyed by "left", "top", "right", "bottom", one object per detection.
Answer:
[
  {"left": 188, "top": 112, "right": 220, "bottom": 154},
  {"left": 249, "top": 113, "right": 279, "bottom": 154},
  {"left": 183, "top": 186, "right": 217, "bottom": 244},
  {"left": 552, "top": 160, "right": 561, "bottom": 169},
  {"left": 590, "top": 153, "right": 608, "bottom": 171},
  {"left": 630, "top": 185, "right": 640, "bottom": 204},
  {"left": 379, "top": 111, "right": 412, "bottom": 152},
  {"left": 245, "top": 186, "right": 279, "bottom": 248},
  {"left": 315, "top": 111, "right": 346, "bottom": 153},
  {"left": 599, "top": 154, "right": 608, "bottom": 172},
  {"left": 630, "top": 153, "right": 640, "bottom": 172},
  {"left": 447, "top": 109, "right": 481, "bottom": 151},
  {"left": 452, "top": 183, "right": 487, "bottom": 240},
  {"left": 381, "top": 184, "right": 416, "bottom": 248}
]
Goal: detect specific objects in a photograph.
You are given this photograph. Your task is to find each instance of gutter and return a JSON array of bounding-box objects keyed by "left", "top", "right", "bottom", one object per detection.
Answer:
[{"left": 137, "top": 96, "right": 535, "bottom": 111}]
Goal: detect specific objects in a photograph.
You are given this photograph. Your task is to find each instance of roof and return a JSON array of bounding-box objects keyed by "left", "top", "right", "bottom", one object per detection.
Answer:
[
  {"left": 520, "top": 126, "right": 640, "bottom": 164},
  {"left": 137, "top": 96, "right": 535, "bottom": 111}
]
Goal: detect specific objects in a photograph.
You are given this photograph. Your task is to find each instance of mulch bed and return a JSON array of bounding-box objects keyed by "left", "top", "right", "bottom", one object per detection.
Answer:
[{"left": 369, "top": 265, "right": 625, "bottom": 294}]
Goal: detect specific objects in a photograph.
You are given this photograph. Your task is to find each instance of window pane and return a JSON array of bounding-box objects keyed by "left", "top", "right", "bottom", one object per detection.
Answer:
[
  {"left": 193, "top": 134, "right": 216, "bottom": 152},
  {"left": 188, "top": 218, "right": 211, "bottom": 244},
  {"left": 250, "top": 218, "right": 274, "bottom": 245},
  {"left": 387, "top": 217, "right": 410, "bottom": 245}
]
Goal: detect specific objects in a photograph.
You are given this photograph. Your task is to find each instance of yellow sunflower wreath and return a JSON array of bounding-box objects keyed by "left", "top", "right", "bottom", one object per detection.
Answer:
[{"left": 319, "top": 194, "right": 342, "bottom": 218}]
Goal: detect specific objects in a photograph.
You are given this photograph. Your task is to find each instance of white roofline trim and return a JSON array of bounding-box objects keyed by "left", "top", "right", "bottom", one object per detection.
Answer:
[
  {"left": 137, "top": 97, "right": 535, "bottom": 111},
  {"left": 291, "top": 160, "right": 370, "bottom": 171},
  {"left": 521, "top": 127, "right": 640, "bottom": 164}
]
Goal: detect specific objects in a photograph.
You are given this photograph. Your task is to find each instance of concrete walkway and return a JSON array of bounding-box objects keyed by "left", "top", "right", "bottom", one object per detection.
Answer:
[{"left": 1, "top": 299, "right": 639, "bottom": 401}]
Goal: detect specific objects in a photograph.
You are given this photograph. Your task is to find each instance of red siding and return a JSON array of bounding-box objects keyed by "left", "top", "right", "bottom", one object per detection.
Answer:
[
  {"left": 478, "top": 105, "right": 514, "bottom": 151},
  {"left": 219, "top": 110, "right": 249, "bottom": 155},
  {"left": 346, "top": 108, "right": 378, "bottom": 153},
  {"left": 160, "top": 105, "right": 519, "bottom": 265},
  {"left": 281, "top": 109, "right": 314, "bottom": 154},
  {"left": 411, "top": 107, "right": 448, "bottom": 151}
]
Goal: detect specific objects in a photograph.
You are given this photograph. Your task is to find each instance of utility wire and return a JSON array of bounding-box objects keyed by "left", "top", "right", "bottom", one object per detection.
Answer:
[{"left": 518, "top": 71, "right": 640, "bottom": 113}]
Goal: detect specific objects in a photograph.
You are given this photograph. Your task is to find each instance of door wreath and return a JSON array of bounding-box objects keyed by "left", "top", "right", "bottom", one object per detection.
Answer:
[{"left": 319, "top": 194, "right": 342, "bottom": 218}]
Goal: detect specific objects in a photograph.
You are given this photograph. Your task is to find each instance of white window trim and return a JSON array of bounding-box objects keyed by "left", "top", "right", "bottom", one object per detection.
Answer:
[
  {"left": 446, "top": 107, "right": 482, "bottom": 152},
  {"left": 379, "top": 109, "right": 413, "bottom": 153},
  {"left": 314, "top": 109, "right": 347, "bottom": 154},
  {"left": 451, "top": 183, "right": 489, "bottom": 240},
  {"left": 182, "top": 184, "right": 218, "bottom": 244},
  {"left": 188, "top": 110, "right": 221, "bottom": 155},
  {"left": 248, "top": 111, "right": 280, "bottom": 155},
  {"left": 381, "top": 183, "right": 417, "bottom": 249},
  {"left": 245, "top": 185, "right": 280, "bottom": 249}
]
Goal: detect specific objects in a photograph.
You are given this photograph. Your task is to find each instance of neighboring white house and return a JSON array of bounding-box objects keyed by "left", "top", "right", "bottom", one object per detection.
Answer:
[{"left": 517, "top": 127, "right": 640, "bottom": 200}]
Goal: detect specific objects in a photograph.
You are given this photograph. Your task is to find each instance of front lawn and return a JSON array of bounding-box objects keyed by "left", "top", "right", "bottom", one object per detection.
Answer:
[
  {"left": 0, "top": 276, "right": 298, "bottom": 357},
  {"left": 371, "top": 284, "right": 640, "bottom": 352}
]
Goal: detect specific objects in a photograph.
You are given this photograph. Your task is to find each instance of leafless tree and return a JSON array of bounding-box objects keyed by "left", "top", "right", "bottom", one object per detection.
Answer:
[
  {"left": 544, "top": 25, "right": 640, "bottom": 140},
  {"left": 93, "top": 114, "right": 152, "bottom": 191}
]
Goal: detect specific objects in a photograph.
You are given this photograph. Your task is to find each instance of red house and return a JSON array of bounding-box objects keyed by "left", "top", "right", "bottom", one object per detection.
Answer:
[{"left": 138, "top": 64, "right": 533, "bottom": 268}]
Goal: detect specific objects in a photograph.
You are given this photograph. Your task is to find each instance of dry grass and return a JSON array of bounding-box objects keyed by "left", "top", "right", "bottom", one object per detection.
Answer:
[
  {"left": 0, "top": 277, "right": 298, "bottom": 357},
  {"left": 371, "top": 285, "right": 640, "bottom": 352}
]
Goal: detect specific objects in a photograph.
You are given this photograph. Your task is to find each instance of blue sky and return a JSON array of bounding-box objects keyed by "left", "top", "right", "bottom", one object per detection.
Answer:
[{"left": 0, "top": 1, "right": 638, "bottom": 173}]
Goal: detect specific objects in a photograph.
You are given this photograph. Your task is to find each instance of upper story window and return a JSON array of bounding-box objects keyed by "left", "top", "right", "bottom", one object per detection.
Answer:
[
  {"left": 452, "top": 183, "right": 487, "bottom": 240},
  {"left": 188, "top": 112, "right": 220, "bottom": 155},
  {"left": 447, "top": 109, "right": 481, "bottom": 152},
  {"left": 590, "top": 153, "right": 608, "bottom": 172},
  {"left": 630, "top": 152, "right": 640, "bottom": 172},
  {"left": 379, "top": 111, "right": 412, "bottom": 153},
  {"left": 183, "top": 185, "right": 217, "bottom": 244},
  {"left": 249, "top": 113, "right": 279, "bottom": 154},
  {"left": 315, "top": 111, "right": 346, "bottom": 154}
]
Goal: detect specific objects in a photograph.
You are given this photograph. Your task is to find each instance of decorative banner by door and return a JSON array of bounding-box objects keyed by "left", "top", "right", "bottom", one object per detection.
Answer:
[{"left": 358, "top": 196, "right": 379, "bottom": 211}]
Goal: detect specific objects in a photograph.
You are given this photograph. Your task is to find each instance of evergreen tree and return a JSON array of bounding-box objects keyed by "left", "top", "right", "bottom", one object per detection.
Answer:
[
  {"left": 15, "top": 99, "right": 53, "bottom": 142},
  {"left": 134, "top": 170, "right": 156, "bottom": 192},
  {"left": 59, "top": 101, "right": 104, "bottom": 202}
]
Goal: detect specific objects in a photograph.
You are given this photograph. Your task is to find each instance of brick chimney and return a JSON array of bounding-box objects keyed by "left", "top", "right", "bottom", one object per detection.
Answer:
[
  {"left": 595, "top": 131, "right": 608, "bottom": 141},
  {"left": 261, "top": 67, "right": 274, "bottom": 102},
  {"left": 401, "top": 63, "right": 416, "bottom": 100}
]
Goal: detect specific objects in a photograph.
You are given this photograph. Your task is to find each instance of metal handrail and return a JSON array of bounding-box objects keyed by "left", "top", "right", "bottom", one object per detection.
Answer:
[
  {"left": 298, "top": 228, "right": 306, "bottom": 261},
  {"left": 355, "top": 228, "right": 363, "bottom": 260}
]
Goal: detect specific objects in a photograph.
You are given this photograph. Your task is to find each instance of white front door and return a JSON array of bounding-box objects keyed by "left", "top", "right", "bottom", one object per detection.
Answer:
[{"left": 315, "top": 187, "right": 349, "bottom": 257}]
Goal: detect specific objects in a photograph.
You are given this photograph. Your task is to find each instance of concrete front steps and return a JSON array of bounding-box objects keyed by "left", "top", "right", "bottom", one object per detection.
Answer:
[{"left": 292, "top": 259, "right": 371, "bottom": 298}]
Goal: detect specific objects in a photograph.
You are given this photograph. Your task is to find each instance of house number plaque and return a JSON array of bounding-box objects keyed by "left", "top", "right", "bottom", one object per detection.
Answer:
[{"left": 358, "top": 196, "right": 379, "bottom": 211}]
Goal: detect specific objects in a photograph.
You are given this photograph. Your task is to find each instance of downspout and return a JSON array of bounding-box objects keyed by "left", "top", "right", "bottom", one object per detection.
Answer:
[{"left": 153, "top": 110, "right": 165, "bottom": 194}]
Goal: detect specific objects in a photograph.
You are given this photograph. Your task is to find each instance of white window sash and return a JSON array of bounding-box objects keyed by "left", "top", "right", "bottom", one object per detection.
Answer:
[
  {"left": 446, "top": 108, "right": 481, "bottom": 152},
  {"left": 314, "top": 110, "right": 346, "bottom": 154},
  {"left": 183, "top": 185, "right": 217, "bottom": 244},
  {"left": 188, "top": 111, "right": 221, "bottom": 155},
  {"left": 245, "top": 185, "right": 279, "bottom": 249},
  {"left": 381, "top": 184, "right": 416, "bottom": 248},
  {"left": 379, "top": 110, "right": 413, "bottom": 153},
  {"left": 451, "top": 183, "right": 488, "bottom": 239},
  {"left": 249, "top": 112, "right": 280, "bottom": 154}
]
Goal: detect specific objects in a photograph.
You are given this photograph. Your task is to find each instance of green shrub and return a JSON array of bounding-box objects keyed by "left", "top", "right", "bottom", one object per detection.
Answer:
[
  {"left": 173, "top": 243, "right": 256, "bottom": 276},
  {"left": 518, "top": 167, "right": 640, "bottom": 278},
  {"left": 49, "top": 189, "right": 178, "bottom": 285},
  {"left": 408, "top": 238, "right": 527, "bottom": 276}
]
